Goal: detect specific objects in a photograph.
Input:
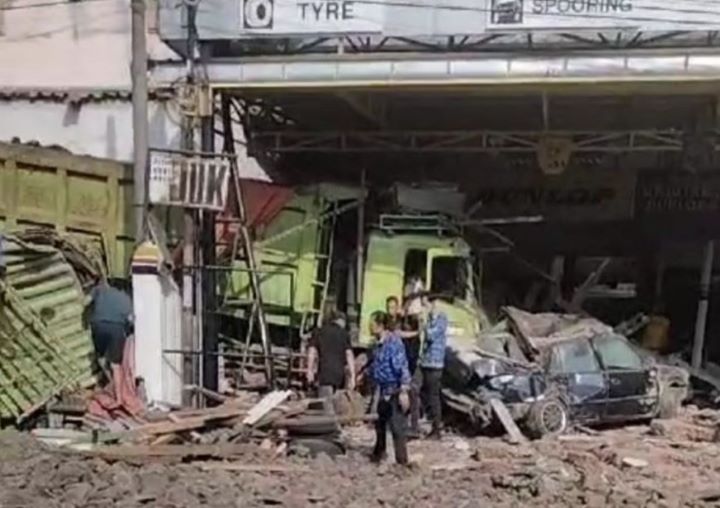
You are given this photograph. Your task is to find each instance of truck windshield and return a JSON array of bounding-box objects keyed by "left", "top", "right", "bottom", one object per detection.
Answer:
[{"left": 430, "top": 256, "right": 470, "bottom": 299}]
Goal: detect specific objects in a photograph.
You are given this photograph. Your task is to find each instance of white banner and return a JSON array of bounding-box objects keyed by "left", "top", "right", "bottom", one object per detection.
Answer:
[
  {"left": 148, "top": 151, "right": 231, "bottom": 211},
  {"left": 240, "top": 0, "right": 384, "bottom": 34},
  {"left": 487, "top": 0, "right": 720, "bottom": 31}
]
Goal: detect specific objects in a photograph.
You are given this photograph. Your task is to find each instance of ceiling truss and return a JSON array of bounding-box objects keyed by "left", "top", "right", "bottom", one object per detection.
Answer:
[
  {"left": 209, "top": 31, "right": 720, "bottom": 58},
  {"left": 250, "top": 129, "right": 715, "bottom": 153}
]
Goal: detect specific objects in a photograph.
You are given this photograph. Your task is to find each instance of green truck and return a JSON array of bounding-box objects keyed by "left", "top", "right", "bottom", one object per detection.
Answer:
[
  {"left": 0, "top": 143, "right": 489, "bottom": 348},
  {"left": 225, "top": 185, "right": 489, "bottom": 347},
  {"left": 0, "top": 141, "right": 135, "bottom": 278}
]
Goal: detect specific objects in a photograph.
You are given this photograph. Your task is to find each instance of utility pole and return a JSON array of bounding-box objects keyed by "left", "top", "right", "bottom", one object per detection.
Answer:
[
  {"left": 181, "top": 0, "right": 199, "bottom": 405},
  {"left": 200, "top": 84, "right": 218, "bottom": 393},
  {"left": 692, "top": 240, "right": 715, "bottom": 370},
  {"left": 131, "top": 0, "right": 148, "bottom": 241}
]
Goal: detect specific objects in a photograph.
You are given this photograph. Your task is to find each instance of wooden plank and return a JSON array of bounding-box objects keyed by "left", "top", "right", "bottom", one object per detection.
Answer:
[
  {"left": 129, "top": 406, "right": 244, "bottom": 437},
  {"left": 243, "top": 390, "right": 293, "bottom": 426},
  {"left": 489, "top": 398, "right": 528, "bottom": 444},
  {"left": 199, "top": 463, "right": 310, "bottom": 473},
  {"left": 97, "top": 444, "right": 253, "bottom": 458}
]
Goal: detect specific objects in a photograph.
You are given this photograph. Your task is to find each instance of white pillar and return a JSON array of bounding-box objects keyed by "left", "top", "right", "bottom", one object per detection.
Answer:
[{"left": 132, "top": 241, "right": 183, "bottom": 407}]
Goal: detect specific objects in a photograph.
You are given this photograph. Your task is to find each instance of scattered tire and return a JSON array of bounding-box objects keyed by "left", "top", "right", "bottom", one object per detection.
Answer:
[{"left": 525, "top": 397, "right": 569, "bottom": 439}]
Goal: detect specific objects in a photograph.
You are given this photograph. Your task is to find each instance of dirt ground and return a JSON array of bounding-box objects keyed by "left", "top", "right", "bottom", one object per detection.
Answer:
[{"left": 3, "top": 408, "right": 720, "bottom": 508}]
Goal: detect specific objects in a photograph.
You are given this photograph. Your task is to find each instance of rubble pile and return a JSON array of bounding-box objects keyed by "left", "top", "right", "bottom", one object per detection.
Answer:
[{"left": 3, "top": 407, "right": 720, "bottom": 507}]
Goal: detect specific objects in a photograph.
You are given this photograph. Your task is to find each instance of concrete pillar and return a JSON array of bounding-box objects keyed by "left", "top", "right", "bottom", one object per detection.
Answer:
[{"left": 132, "top": 241, "right": 183, "bottom": 407}]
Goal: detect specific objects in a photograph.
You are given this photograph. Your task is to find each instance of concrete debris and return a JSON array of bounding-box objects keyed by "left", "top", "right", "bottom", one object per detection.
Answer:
[
  {"left": 621, "top": 457, "right": 649, "bottom": 468},
  {"left": 3, "top": 407, "right": 720, "bottom": 507}
]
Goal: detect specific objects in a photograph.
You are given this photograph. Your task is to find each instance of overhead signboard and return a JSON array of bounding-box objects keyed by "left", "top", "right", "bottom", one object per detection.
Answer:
[
  {"left": 148, "top": 150, "right": 231, "bottom": 211},
  {"left": 486, "top": 0, "right": 720, "bottom": 31},
  {"left": 239, "top": 0, "right": 384, "bottom": 34},
  {"left": 467, "top": 169, "right": 636, "bottom": 222},
  {"left": 159, "top": 0, "right": 720, "bottom": 40},
  {"left": 636, "top": 172, "right": 720, "bottom": 217}
]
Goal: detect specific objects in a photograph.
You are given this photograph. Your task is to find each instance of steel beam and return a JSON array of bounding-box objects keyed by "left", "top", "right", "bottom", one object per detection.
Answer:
[
  {"left": 151, "top": 49, "right": 720, "bottom": 90},
  {"left": 249, "top": 129, "right": 709, "bottom": 153}
]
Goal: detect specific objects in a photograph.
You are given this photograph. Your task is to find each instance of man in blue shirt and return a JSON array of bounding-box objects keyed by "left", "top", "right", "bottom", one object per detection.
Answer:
[
  {"left": 88, "top": 276, "right": 133, "bottom": 374},
  {"left": 419, "top": 295, "right": 448, "bottom": 439},
  {"left": 370, "top": 311, "right": 411, "bottom": 465}
]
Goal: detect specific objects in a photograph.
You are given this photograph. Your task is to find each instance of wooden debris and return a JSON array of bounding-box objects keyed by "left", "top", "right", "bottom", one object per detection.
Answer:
[
  {"left": 199, "top": 463, "right": 310, "bottom": 473},
  {"left": 243, "top": 390, "right": 293, "bottom": 426},
  {"left": 489, "top": 398, "right": 528, "bottom": 444},
  {"left": 89, "top": 444, "right": 258, "bottom": 460}
]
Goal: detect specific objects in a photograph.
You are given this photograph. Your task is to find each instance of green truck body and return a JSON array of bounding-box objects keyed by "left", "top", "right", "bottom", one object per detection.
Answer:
[
  {"left": 225, "top": 191, "right": 488, "bottom": 346},
  {"left": 0, "top": 142, "right": 134, "bottom": 278}
]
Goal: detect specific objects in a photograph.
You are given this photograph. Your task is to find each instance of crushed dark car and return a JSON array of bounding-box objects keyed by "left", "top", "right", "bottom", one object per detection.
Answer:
[{"left": 443, "top": 307, "right": 689, "bottom": 438}]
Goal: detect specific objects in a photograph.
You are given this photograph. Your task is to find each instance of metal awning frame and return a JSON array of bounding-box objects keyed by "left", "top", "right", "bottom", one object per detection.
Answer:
[
  {"left": 151, "top": 48, "right": 720, "bottom": 90},
  {"left": 249, "top": 129, "right": 708, "bottom": 153}
]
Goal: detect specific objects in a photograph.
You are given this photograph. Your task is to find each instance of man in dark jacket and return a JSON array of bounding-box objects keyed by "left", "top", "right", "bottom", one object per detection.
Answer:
[{"left": 307, "top": 311, "right": 355, "bottom": 414}]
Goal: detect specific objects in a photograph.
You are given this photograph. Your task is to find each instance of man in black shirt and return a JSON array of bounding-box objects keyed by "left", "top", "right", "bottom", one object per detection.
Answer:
[{"left": 307, "top": 311, "right": 355, "bottom": 414}]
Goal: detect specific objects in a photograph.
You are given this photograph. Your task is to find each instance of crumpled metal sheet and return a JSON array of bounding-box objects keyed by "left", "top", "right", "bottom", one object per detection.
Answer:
[{"left": 0, "top": 233, "right": 100, "bottom": 422}]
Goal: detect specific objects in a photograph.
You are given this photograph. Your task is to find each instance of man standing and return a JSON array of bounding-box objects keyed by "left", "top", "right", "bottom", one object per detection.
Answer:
[
  {"left": 370, "top": 311, "right": 411, "bottom": 465},
  {"left": 386, "top": 295, "right": 421, "bottom": 437},
  {"left": 88, "top": 276, "right": 133, "bottom": 398},
  {"left": 307, "top": 311, "right": 355, "bottom": 414},
  {"left": 419, "top": 296, "right": 448, "bottom": 439}
]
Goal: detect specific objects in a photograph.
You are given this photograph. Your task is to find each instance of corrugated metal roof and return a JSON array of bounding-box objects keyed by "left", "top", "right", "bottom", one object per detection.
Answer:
[{"left": 0, "top": 234, "right": 96, "bottom": 422}]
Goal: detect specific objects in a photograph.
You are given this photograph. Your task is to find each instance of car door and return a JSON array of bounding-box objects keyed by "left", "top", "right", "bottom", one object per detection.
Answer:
[
  {"left": 547, "top": 339, "right": 608, "bottom": 424},
  {"left": 592, "top": 334, "right": 656, "bottom": 420}
]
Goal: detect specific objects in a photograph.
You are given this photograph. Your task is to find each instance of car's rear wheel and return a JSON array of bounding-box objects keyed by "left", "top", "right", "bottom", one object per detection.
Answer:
[{"left": 526, "top": 397, "right": 569, "bottom": 439}]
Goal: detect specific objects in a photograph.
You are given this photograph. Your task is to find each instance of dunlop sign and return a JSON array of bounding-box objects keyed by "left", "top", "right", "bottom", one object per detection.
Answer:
[{"left": 148, "top": 151, "right": 231, "bottom": 211}]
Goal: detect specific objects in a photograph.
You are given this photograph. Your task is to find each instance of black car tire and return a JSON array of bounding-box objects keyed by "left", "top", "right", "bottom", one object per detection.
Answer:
[{"left": 525, "top": 397, "right": 569, "bottom": 439}]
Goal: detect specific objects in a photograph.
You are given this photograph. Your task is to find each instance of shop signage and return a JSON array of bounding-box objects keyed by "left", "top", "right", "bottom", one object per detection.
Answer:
[
  {"left": 487, "top": 0, "right": 720, "bottom": 31},
  {"left": 467, "top": 170, "right": 636, "bottom": 222},
  {"left": 240, "top": 0, "right": 384, "bottom": 34},
  {"left": 148, "top": 150, "right": 231, "bottom": 211},
  {"left": 160, "top": 0, "right": 720, "bottom": 40},
  {"left": 636, "top": 172, "right": 720, "bottom": 216}
]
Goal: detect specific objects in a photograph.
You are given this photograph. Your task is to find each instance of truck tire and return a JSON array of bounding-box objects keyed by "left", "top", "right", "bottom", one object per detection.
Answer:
[{"left": 525, "top": 397, "right": 569, "bottom": 439}]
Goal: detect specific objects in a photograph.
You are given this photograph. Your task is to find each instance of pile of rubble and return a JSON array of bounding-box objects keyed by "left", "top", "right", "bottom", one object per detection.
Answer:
[
  {"left": 4, "top": 407, "right": 720, "bottom": 507},
  {"left": 36, "top": 389, "right": 370, "bottom": 464}
]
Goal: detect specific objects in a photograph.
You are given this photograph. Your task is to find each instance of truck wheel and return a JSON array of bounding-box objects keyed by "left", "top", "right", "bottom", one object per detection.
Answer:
[{"left": 526, "top": 398, "right": 569, "bottom": 439}]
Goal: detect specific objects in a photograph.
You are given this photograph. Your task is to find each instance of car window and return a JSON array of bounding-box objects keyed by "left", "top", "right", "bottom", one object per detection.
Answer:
[
  {"left": 594, "top": 335, "right": 643, "bottom": 370},
  {"left": 548, "top": 339, "right": 601, "bottom": 374}
]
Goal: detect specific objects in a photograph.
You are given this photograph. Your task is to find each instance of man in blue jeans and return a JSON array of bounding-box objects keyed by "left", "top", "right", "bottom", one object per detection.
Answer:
[{"left": 370, "top": 311, "right": 411, "bottom": 465}]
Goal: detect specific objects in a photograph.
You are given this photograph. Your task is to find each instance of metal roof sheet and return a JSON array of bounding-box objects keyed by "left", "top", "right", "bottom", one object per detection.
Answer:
[{"left": 0, "top": 234, "right": 96, "bottom": 422}]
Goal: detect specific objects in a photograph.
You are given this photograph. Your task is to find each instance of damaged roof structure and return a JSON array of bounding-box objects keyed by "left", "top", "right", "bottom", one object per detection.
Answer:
[{"left": 0, "top": 231, "right": 101, "bottom": 424}]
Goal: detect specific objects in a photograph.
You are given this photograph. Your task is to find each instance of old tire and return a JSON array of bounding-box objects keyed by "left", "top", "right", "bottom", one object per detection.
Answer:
[{"left": 526, "top": 398, "right": 569, "bottom": 439}]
